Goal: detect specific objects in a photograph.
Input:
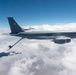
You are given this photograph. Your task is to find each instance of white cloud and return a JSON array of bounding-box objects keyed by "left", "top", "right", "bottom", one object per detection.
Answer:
[
  {"left": 0, "top": 23, "right": 76, "bottom": 75},
  {"left": 24, "top": 23, "right": 76, "bottom": 31}
]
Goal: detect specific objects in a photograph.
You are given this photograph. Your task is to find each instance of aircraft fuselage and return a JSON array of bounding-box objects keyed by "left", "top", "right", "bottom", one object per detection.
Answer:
[{"left": 11, "top": 31, "right": 76, "bottom": 39}]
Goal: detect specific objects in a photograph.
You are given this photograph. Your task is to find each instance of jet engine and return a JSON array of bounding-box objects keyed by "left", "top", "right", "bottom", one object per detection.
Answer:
[{"left": 53, "top": 38, "right": 71, "bottom": 44}]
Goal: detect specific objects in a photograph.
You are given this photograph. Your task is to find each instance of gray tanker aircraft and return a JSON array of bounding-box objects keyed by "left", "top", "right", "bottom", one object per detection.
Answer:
[{"left": 7, "top": 17, "right": 76, "bottom": 50}]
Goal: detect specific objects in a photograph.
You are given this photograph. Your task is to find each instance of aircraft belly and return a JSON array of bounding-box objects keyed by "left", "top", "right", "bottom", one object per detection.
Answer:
[
  {"left": 19, "top": 33, "right": 55, "bottom": 39},
  {"left": 27, "top": 36, "right": 53, "bottom": 39},
  {"left": 18, "top": 32, "right": 76, "bottom": 39}
]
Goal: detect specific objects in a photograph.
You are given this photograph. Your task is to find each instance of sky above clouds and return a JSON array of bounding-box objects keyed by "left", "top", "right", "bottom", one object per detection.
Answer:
[
  {"left": 0, "top": 0, "right": 76, "bottom": 27},
  {"left": 1, "top": 0, "right": 76, "bottom": 75}
]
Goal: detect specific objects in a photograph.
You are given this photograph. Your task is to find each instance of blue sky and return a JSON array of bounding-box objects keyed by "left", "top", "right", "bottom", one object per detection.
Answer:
[{"left": 0, "top": 0, "right": 76, "bottom": 27}]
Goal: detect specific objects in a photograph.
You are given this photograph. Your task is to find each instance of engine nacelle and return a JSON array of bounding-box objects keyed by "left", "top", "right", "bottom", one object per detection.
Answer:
[{"left": 53, "top": 38, "right": 71, "bottom": 44}]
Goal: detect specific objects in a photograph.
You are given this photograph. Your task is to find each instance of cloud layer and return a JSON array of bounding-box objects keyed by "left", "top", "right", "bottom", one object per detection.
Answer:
[{"left": 0, "top": 23, "right": 76, "bottom": 75}]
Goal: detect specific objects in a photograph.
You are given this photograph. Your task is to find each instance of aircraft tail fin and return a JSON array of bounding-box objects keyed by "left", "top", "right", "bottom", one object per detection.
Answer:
[{"left": 7, "top": 17, "right": 24, "bottom": 34}]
